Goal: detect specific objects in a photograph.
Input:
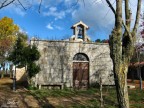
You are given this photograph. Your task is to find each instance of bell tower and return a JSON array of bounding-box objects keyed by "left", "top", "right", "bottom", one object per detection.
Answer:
[{"left": 71, "top": 21, "right": 90, "bottom": 42}]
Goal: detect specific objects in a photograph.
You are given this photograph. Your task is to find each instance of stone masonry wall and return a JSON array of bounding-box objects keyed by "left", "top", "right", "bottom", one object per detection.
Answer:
[{"left": 31, "top": 40, "right": 114, "bottom": 88}]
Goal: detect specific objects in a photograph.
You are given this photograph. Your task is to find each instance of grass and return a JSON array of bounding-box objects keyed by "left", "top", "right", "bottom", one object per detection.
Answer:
[
  {"left": 28, "top": 86, "right": 144, "bottom": 108},
  {"left": 129, "top": 89, "right": 144, "bottom": 108}
]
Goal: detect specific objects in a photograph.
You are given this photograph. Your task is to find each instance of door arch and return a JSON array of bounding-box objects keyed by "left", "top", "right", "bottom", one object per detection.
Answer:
[{"left": 73, "top": 53, "right": 89, "bottom": 89}]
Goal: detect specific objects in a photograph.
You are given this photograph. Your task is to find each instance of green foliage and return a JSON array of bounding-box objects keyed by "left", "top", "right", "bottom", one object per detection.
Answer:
[
  {"left": 24, "top": 44, "right": 40, "bottom": 78},
  {"left": 28, "top": 62, "right": 40, "bottom": 78},
  {"left": 27, "top": 85, "right": 38, "bottom": 90},
  {"left": 8, "top": 33, "right": 40, "bottom": 78},
  {"left": 95, "top": 39, "right": 109, "bottom": 43},
  {"left": 95, "top": 39, "right": 101, "bottom": 42},
  {"left": 16, "top": 32, "right": 28, "bottom": 46},
  {"left": 23, "top": 44, "right": 40, "bottom": 63},
  {"left": 129, "top": 89, "right": 144, "bottom": 108},
  {"left": 7, "top": 35, "right": 25, "bottom": 65}
]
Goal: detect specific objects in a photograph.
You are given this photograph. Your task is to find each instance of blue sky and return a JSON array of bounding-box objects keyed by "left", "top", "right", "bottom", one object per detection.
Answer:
[{"left": 0, "top": 0, "right": 143, "bottom": 41}]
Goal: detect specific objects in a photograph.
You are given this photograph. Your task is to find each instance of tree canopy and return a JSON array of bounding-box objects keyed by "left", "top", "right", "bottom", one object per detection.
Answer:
[
  {"left": 0, "top": 17, "right": 19, "bottom": 63},
  {"left": 8, "top": 35, "right": 40, "bottom": 79}
]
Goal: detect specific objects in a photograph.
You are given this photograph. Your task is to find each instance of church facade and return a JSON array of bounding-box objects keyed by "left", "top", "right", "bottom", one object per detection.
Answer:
[{"left": 31, "top": 21, "right": 114, "bottom": 89}]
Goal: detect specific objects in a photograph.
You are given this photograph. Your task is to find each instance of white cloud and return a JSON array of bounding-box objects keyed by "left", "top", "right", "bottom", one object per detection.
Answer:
[
  {"left": 46, "top": 21, "right": 63, "bottom": 30},
  {"left": 0, "top": 0, "right": 27, "bottom": 16},
  {"left": 14, "top": 8, "right": 26, "bottom": 16},
  {"left": 49, "top": 7, "right": 57, "bottom": 12},
  {"left": 43, "top": 0, "right": 63, "bottom": 7},
  {"left": 19, "top": 27, "right": 28, "bottom": 34},
  {"left": 54, "top": 25, "right": 63, "bottom": 30},
  {"left": 71, "top": 0, "right": 115, "bottom": 37},
  {"left": 46, "top": 23, "right": 54, "bottom": 30},
  {"left": 40, "top": 0, "right": 144, "bottom": 31},
  {"left": 71, "top": 0, "right": 144, "bottom": 38},
  {"left": 41, "top": 0, "right": 74, "bottom": 20},
  {"left": 41, "top": 0, "right": 143, "bottom": 39},
  {"left": 64, "top": 0, "right": 76, "bottom": 6},
  {"left": 43, "top": 7, "right": 66, "bottom": 20},
  {"left": 1, "top": 0, "right": 143, "bottom": 39}
]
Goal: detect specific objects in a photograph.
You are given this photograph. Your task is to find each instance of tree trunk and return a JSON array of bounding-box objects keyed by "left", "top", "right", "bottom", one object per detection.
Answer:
[
  {"left": 109, "top": 0, "right": 130, "bottom": 106},
  {"left": 110, "top": 29, "right": 130, "bottom": 107},
  {"left": 137, "top": 67, "right": 143, "bottom": 89},
  {"left": 114, "top": 64, "right": 129, "bottom": 108},
  {"left": 107, "top": 0, "right": 141, "bottom": 108}
]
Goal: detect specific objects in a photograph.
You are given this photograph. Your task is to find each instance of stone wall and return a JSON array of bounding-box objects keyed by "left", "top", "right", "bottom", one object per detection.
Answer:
[
  {"left": 31, "top": 40, "right": 114, "bottom": 88},
  {"left": 16, "top": 67, "right": 27, "bottom": 82}
]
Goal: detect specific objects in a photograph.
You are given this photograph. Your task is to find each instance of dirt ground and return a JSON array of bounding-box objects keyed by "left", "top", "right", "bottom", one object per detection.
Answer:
[
  {"left": 0, "top": 77, "right": 95, "bottom": 108},
  {"left": 0, "top": 77, "right": 40, "bottom": 108},
  {"left": 0, "top": 77, "right": 143, "bottom": 108}
]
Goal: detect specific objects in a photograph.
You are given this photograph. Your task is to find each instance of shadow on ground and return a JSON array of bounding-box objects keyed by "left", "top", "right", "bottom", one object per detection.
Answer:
[{"left": 0, "top": 77, "right": 55, "bottom": 108}]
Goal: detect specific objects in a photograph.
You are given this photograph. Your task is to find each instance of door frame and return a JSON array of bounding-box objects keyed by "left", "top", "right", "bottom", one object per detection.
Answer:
[{"left": 73, "top": 53, "right": 89, "bottom": 89}]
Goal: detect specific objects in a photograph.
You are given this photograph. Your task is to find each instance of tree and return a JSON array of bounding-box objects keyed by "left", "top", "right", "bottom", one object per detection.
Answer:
[
  {"left": 23, "top": 44, "right": 40, "bottom": 79},
  {"left": 129, "top": 11, "right": 144, "bottom": 90},
  {"left": 0, "top": 17, "right": 19, "bottom": 58},
  {"left": 7, "top": 33, "right": 26, "bottom": 65},
  {"left": 8, "top": 35, "right": 40, "bottom": 85},
  {"left": 106, "top": 0, "right": 142, "bottom": 108},
  {"left": 0, "top": 17, "right": 19, "bottom": 71},
  {"left": 95, "top": 39, "right": 101, "bottom": 43},
  {"left": 7, "top": 33, "right": 26, "bottom": 90}
]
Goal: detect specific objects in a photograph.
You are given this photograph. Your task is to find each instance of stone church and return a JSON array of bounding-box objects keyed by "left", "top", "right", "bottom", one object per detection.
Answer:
[{"left": 31, "top": 21, "right": 114, "bottom": 89}]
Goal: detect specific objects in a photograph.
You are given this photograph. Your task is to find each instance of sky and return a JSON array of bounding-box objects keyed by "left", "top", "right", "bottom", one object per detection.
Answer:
[{"left": 0, "top": 0, "right": 144, "bottom": 41}]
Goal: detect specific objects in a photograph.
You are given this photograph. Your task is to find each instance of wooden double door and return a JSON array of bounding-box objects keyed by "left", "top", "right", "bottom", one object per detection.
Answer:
[{"left": 73, "top": 62, "right": 89, "bottom": 89}]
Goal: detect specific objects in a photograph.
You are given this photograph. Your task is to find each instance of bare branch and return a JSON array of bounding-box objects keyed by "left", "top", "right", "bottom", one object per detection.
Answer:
[
  {"left": 125, "top": 0, "right": 131, "bottom": 29},
  {"left": 122, "top": 21, "right": 132, "bottom": 40},
  {"left": 0, "top": 0, "right": 15, "bottom": 9},
  {"left": 1, "top": 0, "right": 8, "bottom": 6},
  {"left": 38, "top": 0, "right": 42, "bottom": 13},
  {"left": 106, "top": 0, "right": 132, "bottom": 40},
  {"left": 105, "top": 0, "right": 115, "bottom": 14},
  {"left": 17, "top": 0, "right": 26, "bottom": 10},
  {"left": 133, "top": 0, "right": 142, "bottom": 32},
  {"left": 103, "top": 1, "right": 115, "bottom": 20},
  {"left": 82, "top": 0, "right": 85, "bottom": 7}
]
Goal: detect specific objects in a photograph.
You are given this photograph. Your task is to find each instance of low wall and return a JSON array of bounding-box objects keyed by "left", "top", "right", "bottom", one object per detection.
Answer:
[{"left": 16, "top": 67, "right": 27, "bottom": 82}]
